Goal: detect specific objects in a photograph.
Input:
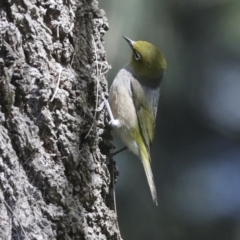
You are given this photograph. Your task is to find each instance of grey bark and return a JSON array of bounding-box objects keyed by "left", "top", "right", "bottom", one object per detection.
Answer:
[{"left": 0, "top": 0, "right": 121, "bottom": 239}]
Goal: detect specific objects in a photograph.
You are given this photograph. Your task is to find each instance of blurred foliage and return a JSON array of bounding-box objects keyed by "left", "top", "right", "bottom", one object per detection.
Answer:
[{"left": 99, "top": 0, "right": 240, "bottom": 239}]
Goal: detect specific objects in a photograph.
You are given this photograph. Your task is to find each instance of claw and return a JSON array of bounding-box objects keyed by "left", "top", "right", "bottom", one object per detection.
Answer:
[
  {"left": 102, "top": 92, "right": 109, "bottom": 100},
  {"left": 97, "top": 101, "right": 106, "bottom": 112},
  {"left": 97, "top": 92, "right": 109, "bottom": 111}
]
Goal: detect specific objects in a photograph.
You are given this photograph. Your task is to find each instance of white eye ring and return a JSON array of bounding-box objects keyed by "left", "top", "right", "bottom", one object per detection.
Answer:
[{"left": 134, "top": 52, "right": 141, "bottom": 61}]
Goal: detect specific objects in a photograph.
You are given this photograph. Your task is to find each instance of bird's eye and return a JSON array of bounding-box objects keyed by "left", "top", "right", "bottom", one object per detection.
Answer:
[{"left": 134, "top": 52, "right": 141, "bottom": 61}]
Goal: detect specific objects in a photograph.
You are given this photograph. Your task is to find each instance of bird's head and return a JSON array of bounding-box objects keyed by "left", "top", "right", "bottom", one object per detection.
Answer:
[{"left": 123, "top": 36, "right": 167, "bottom": 80}]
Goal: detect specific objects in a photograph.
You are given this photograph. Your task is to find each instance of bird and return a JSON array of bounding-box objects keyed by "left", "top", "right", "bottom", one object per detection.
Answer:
[{"left": 105, "top": 36, "right": 167, "bottom": 205}]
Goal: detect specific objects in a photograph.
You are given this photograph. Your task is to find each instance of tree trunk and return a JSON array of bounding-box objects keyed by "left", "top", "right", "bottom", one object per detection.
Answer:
[{"left": 0, "top": 0, "right": 120, "bottom": 239}]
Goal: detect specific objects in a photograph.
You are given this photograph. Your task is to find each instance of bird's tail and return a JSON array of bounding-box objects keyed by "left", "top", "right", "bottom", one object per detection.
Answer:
[{"left": 138, "top": 141, "right": 158, "bottom": 206}]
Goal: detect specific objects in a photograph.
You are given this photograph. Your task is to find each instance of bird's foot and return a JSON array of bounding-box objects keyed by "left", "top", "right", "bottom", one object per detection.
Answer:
[{"left": 109, "top": 119, "right": 121, "bottom": 128}]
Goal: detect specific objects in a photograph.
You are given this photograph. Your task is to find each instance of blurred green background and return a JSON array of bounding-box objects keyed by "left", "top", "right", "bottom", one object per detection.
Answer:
[{"left": 99, "top": 0, "right": 240, "bottom": 239}]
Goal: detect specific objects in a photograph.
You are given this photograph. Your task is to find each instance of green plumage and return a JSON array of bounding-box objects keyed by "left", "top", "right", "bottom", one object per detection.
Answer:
[
  {"left": 130, "top": 79, "right": 155, "bottom": 149},
  {"left": 130, "top": 41, "right": 167, "bottom": 79}
]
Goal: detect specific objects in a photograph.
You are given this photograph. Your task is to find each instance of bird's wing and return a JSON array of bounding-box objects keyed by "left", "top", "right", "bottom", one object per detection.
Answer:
[
  {"left": 141, "top": 86, "right": 160, "bottom": 120},
  {"left": 130, "top": 78, "right": 155, "bottom": 150}
]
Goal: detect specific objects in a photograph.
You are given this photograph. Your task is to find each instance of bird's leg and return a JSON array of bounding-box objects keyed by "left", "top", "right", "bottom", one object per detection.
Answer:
[
  {"left": 110, "top": 147, "right": 127, "bottom": 157},
  {"left": 100, "top": 92, "right": 121, "bottom": 128},
  {"left": 99, "top": 93, "right": 127, "bottom": 156}
]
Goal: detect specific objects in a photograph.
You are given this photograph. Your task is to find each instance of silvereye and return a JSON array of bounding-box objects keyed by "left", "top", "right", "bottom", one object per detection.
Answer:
[{"left": 107, "top": 36, "right": 167, "bottom": 205}]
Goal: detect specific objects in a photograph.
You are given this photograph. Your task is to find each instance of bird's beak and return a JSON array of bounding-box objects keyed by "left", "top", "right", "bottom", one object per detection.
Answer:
[{"left": 123, "top": 36, "right": 135, "bottom": 48}]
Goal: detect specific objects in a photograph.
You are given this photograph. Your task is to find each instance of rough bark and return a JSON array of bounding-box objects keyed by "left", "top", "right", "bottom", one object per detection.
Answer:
[{"left": 0, "top": 0, "right": 120, "bottom": 239}]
